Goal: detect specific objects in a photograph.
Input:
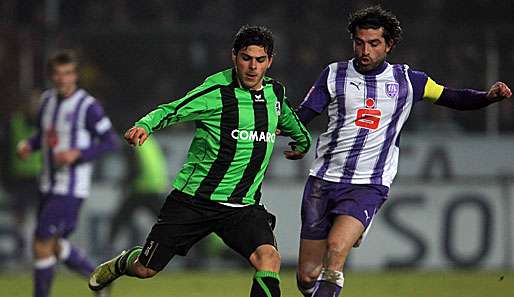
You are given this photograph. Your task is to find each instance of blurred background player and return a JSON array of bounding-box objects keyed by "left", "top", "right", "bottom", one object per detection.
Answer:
[
  {"left": 89, "top": 25, "right": 311, "bottom": 297},
  {"left": 16, "top": 50, "right": 118, "bottom": 297},
  {"left": 294, "top": 6, "right": 512, "bottom": 297},
  {"left": 108, "top": 137, "right": 168, "bottom": 250},
  {"left": 0, "top": 90, "right": 41, "bottom": 263}
]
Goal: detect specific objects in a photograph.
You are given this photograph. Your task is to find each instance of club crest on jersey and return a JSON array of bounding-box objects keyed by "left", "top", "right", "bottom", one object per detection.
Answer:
[
  {"left": 364, "top": 98, "right": 376, "bottom": 109},
  {"left": 253, "top": 93, "right": 265, "bottom": 102},
  {"left": 275, "top": 101, "right": 281, "bottom": 116},
  {"left": 386, "top": 82, "right": 399, "bottom": 98}
]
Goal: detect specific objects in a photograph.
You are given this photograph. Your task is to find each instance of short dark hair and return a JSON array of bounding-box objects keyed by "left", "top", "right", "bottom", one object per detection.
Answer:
[
  {"left": 47, "top": 50, "right": 79, "bottom": 74},
  {"left": 347, "top": 6, "right": 402, "bottom": 46},
  {"left": 233, "top": 25, "right": 274, "bottom": 57}
]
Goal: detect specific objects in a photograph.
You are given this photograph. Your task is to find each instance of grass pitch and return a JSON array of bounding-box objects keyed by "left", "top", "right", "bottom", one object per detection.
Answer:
[{"left": 2, "top": 269, "right": 512, "bottom": 297}]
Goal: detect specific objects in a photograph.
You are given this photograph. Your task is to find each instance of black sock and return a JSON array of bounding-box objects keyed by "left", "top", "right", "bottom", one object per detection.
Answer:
[{"left": 251, "top": 271, "right": 281, "bottom": 297}]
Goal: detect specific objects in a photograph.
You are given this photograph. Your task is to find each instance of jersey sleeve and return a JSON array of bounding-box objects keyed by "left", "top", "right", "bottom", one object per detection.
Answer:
[
  {"left": 407, "top": 69, "right": 444, "bottom": 103},
  {"left": 434, "top": 88, "right": 490, "bottom": 110},
  {"left": 408, "top": 69, "right": 490, "bottom": 110},
  {"left": 135, "top": 84, "right": 217, "bottom": 134},
  {"left": 85, "top": 102, "right": 114, "bottom": 137},
  {"left": 298, "top": 66, "right": 331, "bottom": 114},
  {"left": 275, "top": 84, "right": 312, "bottom": 153},
  {"left": 80, "top": 101, "right": 118, "bottom": 162}
]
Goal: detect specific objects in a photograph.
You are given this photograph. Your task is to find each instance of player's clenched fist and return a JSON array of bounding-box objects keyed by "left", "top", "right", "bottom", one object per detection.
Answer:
[
  {"left": 124, "top": 126, "right": 149, "bottom": 146},
  {"left": 16, "top": 141, "right": 32, "bottom": 160},
  {"left": 486, "top": 82, "right": 512, "bottom": 102},
  {"left": 283, "top": 141, "right": 306, "bottom": 160}
]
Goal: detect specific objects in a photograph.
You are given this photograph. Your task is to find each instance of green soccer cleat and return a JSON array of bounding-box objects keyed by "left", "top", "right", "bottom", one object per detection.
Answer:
[
  {"left": 89, "top": 246, "right": 141, "bottom": 291},
  {"left": 88, "top": 251, "right": 125, "bottom": 291}
]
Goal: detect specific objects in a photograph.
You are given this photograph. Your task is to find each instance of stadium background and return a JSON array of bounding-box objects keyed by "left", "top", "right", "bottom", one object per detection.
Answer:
[{"left": 1, "top": 1, "right": 513, "bottom": 296}]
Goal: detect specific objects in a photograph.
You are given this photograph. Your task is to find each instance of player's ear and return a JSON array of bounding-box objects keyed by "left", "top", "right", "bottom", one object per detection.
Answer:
[
  {"left": 231, "top": 49, "right": 237, "bottom": 64},
  {"left": 267, "top": 55, "right": 273, "bottom": 69},
  {"left": 385, "top": 40, "right": 394, "bottom": 54}
]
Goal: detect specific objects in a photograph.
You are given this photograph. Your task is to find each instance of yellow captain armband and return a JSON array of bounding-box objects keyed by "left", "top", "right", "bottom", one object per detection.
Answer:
[{"left": 423, "top": 77, "right": 445, "bottom": 103}]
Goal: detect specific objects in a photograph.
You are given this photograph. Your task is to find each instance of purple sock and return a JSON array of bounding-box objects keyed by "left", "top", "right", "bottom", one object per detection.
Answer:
[
  {"left": 312, "top": 269, "right": 344, "bottom": 297},
  {"left": 312, "top": 280, "right": 342, "bottom": 297},
  {"left": 34, "top": 256, "right": 56, "bottom": 297},
  {"left": 59, "top": 239, "right": 95, "bottom": 277}
]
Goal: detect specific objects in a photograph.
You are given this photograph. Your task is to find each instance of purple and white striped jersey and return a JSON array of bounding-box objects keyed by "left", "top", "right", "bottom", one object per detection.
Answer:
[
  {"left": 30, "top": 88, "right": 116, "bottom": 198},
  {"left": 300, "top": 59, "right": 428, "bottom": 188}
]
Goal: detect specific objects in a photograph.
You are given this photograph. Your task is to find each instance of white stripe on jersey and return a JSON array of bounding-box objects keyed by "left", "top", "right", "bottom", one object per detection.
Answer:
[
  {"left": 39, "top": 89, "right": 97, "bottom": 198},
  {"left": 310, "top": 60, "right": 414, "bottom": 187}
]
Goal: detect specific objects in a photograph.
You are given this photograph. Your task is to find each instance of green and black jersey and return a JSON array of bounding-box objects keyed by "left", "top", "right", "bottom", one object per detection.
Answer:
[{"left": 135, "top": 68, "right": 311, "bottom": 205}]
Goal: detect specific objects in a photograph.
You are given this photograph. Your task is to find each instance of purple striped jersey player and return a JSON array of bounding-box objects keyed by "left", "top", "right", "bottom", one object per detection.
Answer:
[
  {"left": 294, "top": 6, "right": 512, "bottom": 297},
  {"left": 17, "top": 51, "right": 118, "bottom": 297}
]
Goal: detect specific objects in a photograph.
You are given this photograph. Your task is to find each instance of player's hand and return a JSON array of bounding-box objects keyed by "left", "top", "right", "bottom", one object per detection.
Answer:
[
  {"left": 284, "top": 150, "right": 305, "bottom": 160},
  {"left": 16, "top": 141, "right": 32, "bottom": 160},
  {"left": 124, "top": 126, "right": 148, "bottom": 146},
  {"left": 486, "top": 82, "right": 512, "bottom": 102},
  {"left": 283, "top": 141, "right": 305, "bottom": 160},
  {"left": 54, "top": 149, "right": 81, "bottom": 166}
]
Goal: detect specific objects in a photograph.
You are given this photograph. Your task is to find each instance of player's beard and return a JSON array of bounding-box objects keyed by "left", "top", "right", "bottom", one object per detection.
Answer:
[{"left": 357, "top": 55, "right": 386, "bottom": 73}]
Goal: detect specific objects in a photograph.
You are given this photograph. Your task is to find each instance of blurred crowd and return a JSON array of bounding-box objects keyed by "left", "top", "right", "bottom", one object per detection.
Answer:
[
  {"left": 1, "top": 0, "right": 513, "bottom": 133},
  {"left": 0, "top": 0, "right": 513, "bottom": 271}
]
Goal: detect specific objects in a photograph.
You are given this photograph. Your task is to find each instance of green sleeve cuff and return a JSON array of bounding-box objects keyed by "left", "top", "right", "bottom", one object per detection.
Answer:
[
  {"left": 254, "top": 271, "right": 280, "bottom": 281},
  {"left": 296, "top": 142, "right": 309, "bottom": 154}
]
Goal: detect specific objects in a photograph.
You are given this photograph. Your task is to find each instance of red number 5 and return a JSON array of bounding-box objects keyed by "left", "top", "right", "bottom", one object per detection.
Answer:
[{"left": 355, "top": 109, "right": 381, "bottom": 130}]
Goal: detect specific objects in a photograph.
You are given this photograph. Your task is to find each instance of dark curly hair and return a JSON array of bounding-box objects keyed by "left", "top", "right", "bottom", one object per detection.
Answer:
[
  {"left": 233, "top": 25, "right": 274, "bottom": 57},
  {"left": 347, "top": 6, "right": 402, "bottom": 47}
]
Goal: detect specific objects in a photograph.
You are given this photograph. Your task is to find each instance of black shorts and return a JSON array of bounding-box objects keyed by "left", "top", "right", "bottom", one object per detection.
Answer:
[{"left": 138, "top": 190, "right": 277, "bottom": 271}]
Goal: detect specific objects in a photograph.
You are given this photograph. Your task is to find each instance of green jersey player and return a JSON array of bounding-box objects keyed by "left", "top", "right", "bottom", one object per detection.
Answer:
[{"left": 89, "top": 25, "right": 311, "bottom": 297}]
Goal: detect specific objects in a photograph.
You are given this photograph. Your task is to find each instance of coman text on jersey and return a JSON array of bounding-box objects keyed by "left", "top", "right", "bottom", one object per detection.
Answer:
[{"left": 231, "top": 129, "right": 275, "bottom": 143}]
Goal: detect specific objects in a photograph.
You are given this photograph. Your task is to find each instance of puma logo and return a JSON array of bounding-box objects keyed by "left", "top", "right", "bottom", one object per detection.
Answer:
[{"left": 350, "top": 81, "right": 361, "bottom": 90}]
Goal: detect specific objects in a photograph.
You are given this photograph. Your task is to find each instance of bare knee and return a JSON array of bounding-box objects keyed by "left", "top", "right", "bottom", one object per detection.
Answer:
[
  {"left": 131, "top": 260, "right": 158, "bottom": 279},
  {"left": 33, "top": 238, "right": 58, "bottom": 259},
  {"left": 249, "top": 244, "right": 281, "bottom": 272}
]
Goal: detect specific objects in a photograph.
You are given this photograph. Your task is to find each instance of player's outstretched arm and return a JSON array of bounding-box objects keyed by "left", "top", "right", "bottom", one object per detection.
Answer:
[
  {"left": 432, "top": 81, "right": 511, "bottom": 111},
  {"left": 124, "top": 126, "right": 149, "bottom": 146},
  {"left": 419, "top": 72, "right": 512, "bottom": 110},
  {"left": 486, "top": 82, "right": 512, "bottom": 102}
]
